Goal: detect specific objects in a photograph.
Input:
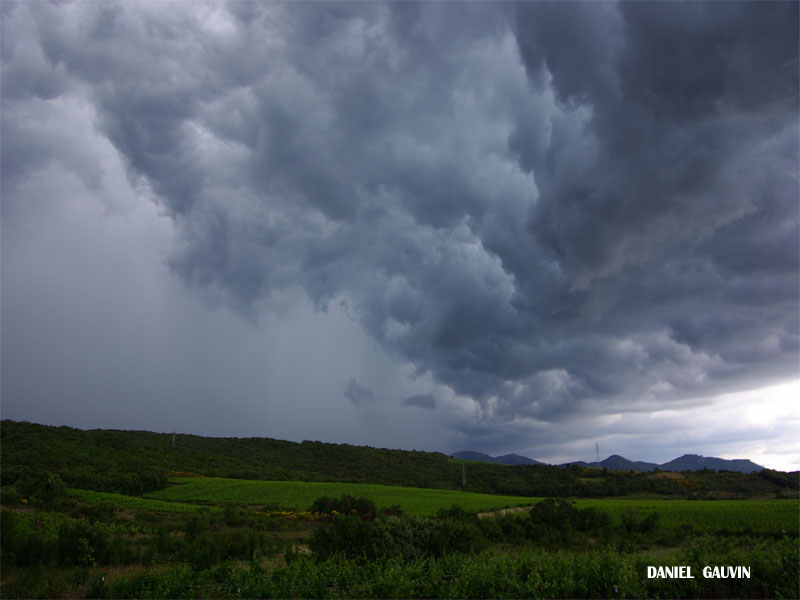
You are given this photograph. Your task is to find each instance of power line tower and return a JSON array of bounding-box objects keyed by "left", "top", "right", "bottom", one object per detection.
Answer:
[{"left": 595, "top": 443, "right": 600, "bottom": 464}]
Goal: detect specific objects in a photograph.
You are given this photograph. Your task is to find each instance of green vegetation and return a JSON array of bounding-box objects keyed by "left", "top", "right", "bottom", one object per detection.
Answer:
[
  {"left": 102, "top": 537, "right": 796, "bottom": 600},
  {"left": 143, "top": 477, "right": 798, "bottom": 533},
  {"left": 2, "top": 420, "right": 798, "bottom": 599},
  {"left": 69, "top": 489, "right": 221, "bottom": 514},
  {"left": 3, "top": 479, "right": 796, "bottom": 598},
  {"left": 145, "top": 477, "right": 539, "bottom": 516},
  {"left": 4, "top": 420, "right": 796, "bottom": 499},
  {"left": 1, "top": 498, "right": 285, "bottom": 574},
  {"left": 2, "top": 497, "right": 796, "bottom": 599},
  {"left": 574, "top": 498, "right": 797, "bottom": 535}
]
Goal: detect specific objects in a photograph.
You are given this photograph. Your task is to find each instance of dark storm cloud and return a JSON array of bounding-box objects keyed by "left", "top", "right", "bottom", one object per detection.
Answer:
[
  {"left": 2, "top": 1, "right": 797, "bottom": 449},
  {"left": 402, "top": 394, "right": 436, "bottom": 410},
  {"left": 344, "top": 378, "right": 375, "bottom": 407},
  {"left": 507, "top": 1, "right": 798, "bottom": 401},
  {"left": 513, "top": 1, "right": 798, "bottom": 286}
]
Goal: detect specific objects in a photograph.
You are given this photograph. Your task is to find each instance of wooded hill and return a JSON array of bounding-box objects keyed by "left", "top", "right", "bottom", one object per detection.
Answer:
[{"left": 1, "top": 420, "right": 796, "bottom": 499}]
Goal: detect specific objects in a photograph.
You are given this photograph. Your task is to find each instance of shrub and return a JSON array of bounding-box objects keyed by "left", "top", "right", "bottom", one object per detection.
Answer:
[
  {"left": 16, "top": 473, "right": 68, "bottom": 508},
  {"left": 309, "top": 494, "right": 376, "bottom": 518},
  {"left": 621, "top": 510, "right": 660, "bottom": 534},
  {"left": 1, "top": 486, "right": 22, "bottom": 506},
  {"left": 310, "top": 514, "right": 376, "bottom": 561},
  {"left": 222, "top": 503, "right": 248, "bottom": 526},
  {"left": 183, "top": 512, "right": 211, "bottom": 542},
  {"left": 436, "top": 504, "right": 477, "bottom": 521},
  {"left": 310, "top": 513, "right": 488, "bottom": 564},
  {"left": 383, "top": 504, "right": 404, "bottom": 517}
]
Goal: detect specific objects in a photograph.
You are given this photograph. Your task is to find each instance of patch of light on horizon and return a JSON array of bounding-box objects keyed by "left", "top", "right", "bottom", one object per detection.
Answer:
[{"left": 716, "top": 379, "right": 800, "bottom": 471}]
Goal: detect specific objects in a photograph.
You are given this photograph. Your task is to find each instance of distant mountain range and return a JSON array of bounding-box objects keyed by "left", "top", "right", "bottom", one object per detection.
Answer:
[
  {"left": 451, "top": 451, "right": 765, "bottom": 473},
  {"left": 450, "top": 451, "right": 548, "bottom": 466}
]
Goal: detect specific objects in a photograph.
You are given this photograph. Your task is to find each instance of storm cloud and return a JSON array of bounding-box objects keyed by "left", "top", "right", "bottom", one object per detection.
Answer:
[
  {"left": 403, "top": 394, "right": 437, "bottom": 410},
  {"left": 344, "top": 379, "right": 375, "bottom": 407},
  {"left": 2, "top": 2, "right": 798, "bottom": 468}
]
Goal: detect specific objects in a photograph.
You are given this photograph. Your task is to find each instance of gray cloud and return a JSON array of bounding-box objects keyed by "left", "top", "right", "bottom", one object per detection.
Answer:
[
  {"left": 1, "top": 2, "right": 797, "bottom": 467},
  {"left": 344, "top": 378, "right": 375, "bottom": 407},
  {"left": 402, "top": 394, "right": 436, "bottom": 410}
]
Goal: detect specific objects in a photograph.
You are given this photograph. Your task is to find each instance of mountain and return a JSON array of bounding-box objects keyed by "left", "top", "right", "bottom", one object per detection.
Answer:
[
  {"left": 450, "top": 451, "right": 501, "bottom": 463},
  {"left": 600, "top": 455, "right": 661, "bottom": 472},
  {"left": 560, "top": 453, "right": 764, "bottom": 473},
  {"left": 496, "top": 453, "right": 547, "bottom": 466},
  {"left": 449, "top": 446, "right": 771, "bottom": 473},
  {"left": 560, "top": 455, "right": 659, "bottom": 472},
  {"left": 660, "top": 454, "right": 764, "bottom": 473},
  {"left": 453, "top": 450, "right": 765, "bottom": 472},
  {"left": 451, "top": 451, "right": 547, "bottom": 466}
]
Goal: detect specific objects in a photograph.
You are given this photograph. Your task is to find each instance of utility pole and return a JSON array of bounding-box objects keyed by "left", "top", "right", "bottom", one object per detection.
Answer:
[
  {"left": 461, "top": 463, "right": 467, "bottom": 488},
  {"left": 595, "top": 443, "right": 600, "bottom": 464}
]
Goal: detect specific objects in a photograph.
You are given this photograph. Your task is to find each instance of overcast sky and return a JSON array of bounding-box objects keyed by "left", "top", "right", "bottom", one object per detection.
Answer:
[{"left": 2, "top": 2, "right": 798, "bottom": 471}]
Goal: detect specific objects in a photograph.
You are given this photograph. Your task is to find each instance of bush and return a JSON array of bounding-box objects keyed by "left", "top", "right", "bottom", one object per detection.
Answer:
[
  {"left": 1, "top": 486, "right": 22, "bottom": 506},
  {"left": 109, "top": 566, "right": 196, "bottom": 598},
  {"left": 310, "top": 513, "right": 487, "bottom": 563},
  {"left": 310, "top": 514, "right": 376, "bottom": 561},
  {"left": 222, "top": 503, "right": 249, "bottom": 526},
  {"left": 621, "top": 510, "right": 660, "bottom": 534},
  {"left": 0, "top": 509, "right": 59, "bottom": 567},
  {"left": 56, "top": 521, "right": 102, "bottom": 566},
  {"left": 183, "top": 512, "right": 211, "bottom": 542},
  {"left": 178, "top": 529, "right": 282, "bottom": 570},
  {"left": 383, "top": 504, "right": 404, "bottom": 517},
  {"left": 309, "top": 494, "right": 376, "bottom": 518},
  {"left": 429, "top": 518, "right": 487, "bottom": 556},
  {"left": 16, "top": 473, "right": 68, "bottom": 507},
  {"left": 436, "top": 504, "right": 477, "bottom": 521}
]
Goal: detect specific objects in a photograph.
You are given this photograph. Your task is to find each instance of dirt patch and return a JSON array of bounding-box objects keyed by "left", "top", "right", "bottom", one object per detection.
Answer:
[
  {"left": 4, "top": 505, "right": 37, "bottom": 514},
  {"left": 115, "top": 508, "right": 138, "bottom": 521},
  {"left": 477, "top": 505, "right": 534, "bottom": 519},
  {"left": 273, "top": 529, "right": 312, "bottom": 539}
]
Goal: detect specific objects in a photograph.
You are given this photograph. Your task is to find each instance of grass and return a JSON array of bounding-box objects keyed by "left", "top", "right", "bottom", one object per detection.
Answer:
[
  {"left": 144, "top": 477, "right": 538, "bottom": 516},
  {"left": 86, "top": 478, "right": 798, "bottom": 534},
  {"left": 574, "top": 497, "right": 798, "bottom": 534},
  {"left": 69, "top": 488, "right": 221, "bottom": 513}
]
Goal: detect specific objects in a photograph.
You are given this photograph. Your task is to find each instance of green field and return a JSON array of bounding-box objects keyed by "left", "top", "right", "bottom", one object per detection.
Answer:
[
  {"left": 141, "top": 477, "right": 799, "bottom": 534},
  {"left": 144, "top": 477, "right": 537, "bottom": 516},
  {"left": 575, "top": 497, "right": 798, "bottom": 534},
  {"left": 69, "top": 488, "right": 221, "bottom": 513}
]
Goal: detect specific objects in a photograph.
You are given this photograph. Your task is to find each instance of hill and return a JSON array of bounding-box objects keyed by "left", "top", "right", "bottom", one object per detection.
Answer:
[
  {"left": 1, "top": 420, "right": 794, "bottom": 499},
  {"left": 660, "top": 454, "right": 764, "bottom": 473},
  {"left": 451, "top": 451, "right": 546, "bottom": 466},
  {"left": 0, "top": 420, "right": 458, "bottom": 494},
  {"left": 561, "top": 456, "right": 660, "bottom": 472},
  {"left": 1, "top": 420, "right": 587, "bottom": 497},
  {"left": 497, "top": 453, "right": 547, "bottom": 466}
]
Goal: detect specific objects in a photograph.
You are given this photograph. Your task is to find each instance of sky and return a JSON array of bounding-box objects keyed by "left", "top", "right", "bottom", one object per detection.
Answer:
[{"left": 2, "top": 1, "right": 799, "bottom": 471}]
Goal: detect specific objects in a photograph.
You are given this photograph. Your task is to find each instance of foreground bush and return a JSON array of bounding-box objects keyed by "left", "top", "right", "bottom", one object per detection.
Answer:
[
  {"left": 310, "top": 512, "right": 488, "bottom": 562},
  {"left": 88, "top": 535, "right": 797, "bottom": 599}
]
